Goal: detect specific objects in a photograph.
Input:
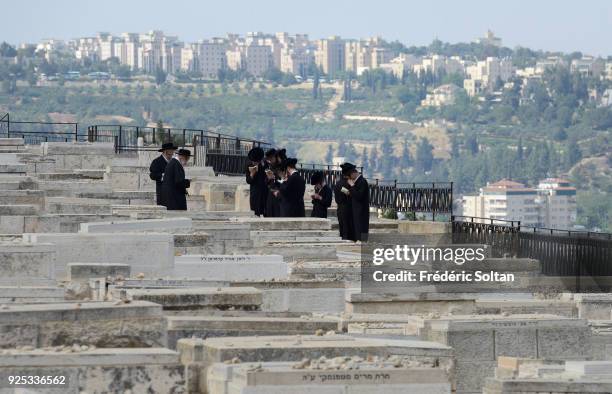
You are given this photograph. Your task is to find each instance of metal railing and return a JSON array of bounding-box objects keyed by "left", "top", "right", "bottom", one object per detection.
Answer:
[
  {"left": 0, "top": 114, "right": 81, "bottom": 143},
  {"left": 297, "top": 164, "right": 453, "bottom": 218},
  {"left": 451, "top": 215, "right": 612, "bottom": 279},
  {"left": 86, "top": 124, "right": 270, "bottom": 175}
]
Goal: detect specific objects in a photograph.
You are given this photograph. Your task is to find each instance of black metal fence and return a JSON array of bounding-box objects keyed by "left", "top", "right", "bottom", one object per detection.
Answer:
[
  {"left": 0, "top": 114, "right": 81, "bottom": 143},
  {"left": 298, "top": 164, "right": 453, "bottom": 218},
  {"left": 86, "top": 124, "right": 270, "bottom": 175},
  {"left": 451, "top": 215, "right": 612, "bottom": 277}
]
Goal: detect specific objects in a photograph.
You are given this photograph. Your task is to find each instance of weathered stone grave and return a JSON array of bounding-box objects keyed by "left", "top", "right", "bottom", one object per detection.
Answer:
[
  {"left": 0, "top": 301, "right": 166, "bottom": 348},
  {"left": 419, "top": 314, "right": 593, "bottom": 393}
]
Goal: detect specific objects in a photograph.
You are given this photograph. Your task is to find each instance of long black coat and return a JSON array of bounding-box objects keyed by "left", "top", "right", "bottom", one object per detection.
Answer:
[
  {"left": 334, "top": 180, "right": 356, "bottom": 241},
  {"left": 279, "top": 171, "right": 306, "bottom": 217},
  {"left": 246, "top": 162, "right": 267, "bottom": 216},
  {"left": 149, "top": 155, "right": 169, "bottom": 206},
  {"left": 265, "top": 175, "right": 281, "bottom": 218},
  {"left": 350, "top": 176, "right": 370, "bottom": 241},
  {"left": 311, "top": 184, "right": 332, "bottom": 218},
  {"left": 161, "top": 158, "right": 190, "bottom": 211}
]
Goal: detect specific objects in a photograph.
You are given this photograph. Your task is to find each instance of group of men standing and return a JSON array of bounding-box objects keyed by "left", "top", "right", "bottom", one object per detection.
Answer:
[
  {"left": 149, "top": 142, "right": 192, "bottom": 211},
  {"left": 245, "top": 146, "right": 369, "bottom": 242}
]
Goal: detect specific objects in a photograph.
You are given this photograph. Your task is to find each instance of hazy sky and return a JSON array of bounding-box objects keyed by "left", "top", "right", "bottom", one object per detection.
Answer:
[{"left": 3, "top": 0, "right": 612, "bottom": 55}]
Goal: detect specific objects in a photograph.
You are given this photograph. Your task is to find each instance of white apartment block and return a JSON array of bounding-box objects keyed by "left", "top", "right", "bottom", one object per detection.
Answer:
[
  {"left": 421, "top": 84, "right": 462, "bottom": 107},
  {"left": 571, "top": 56, "right": 605, "bottom": 77},
  {"left": 536, "top": 178, "right": 577, "bottom": 230},
  {"left": 464, "top": 57, "right": 513, "bottom": 94},
  {"left": 192, "top": 39, "right": 226, "bottom": 78},
  {"left": 245, "top": 44, "right": 271, "bottom": 77},
  {"left": 462, "top": 178, "right": 577, "bottom": 229},
  {"left": 315, "top": 36, "right": 345, "bottom": 77},
  {"left": 280, "top": 48, "right": 312, "bottom": 75}
]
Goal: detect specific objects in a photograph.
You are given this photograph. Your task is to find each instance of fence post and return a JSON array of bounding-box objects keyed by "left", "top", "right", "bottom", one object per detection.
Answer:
[
  {"left": 6, "top": 113, "right": 9, "bottom": 138},
  {"left": 235, "top": 137, "right": 240, "bottom": 153},
  {"left": 152, "top": 126, "right": 156, "bottom": 144},
  {"left": 450, "top": 181, "right": 454, "bottom": 218},
  {"left": 183, "top": 129, "right": 186, "bottom": 147},
  {"left": 74, "top": 123, "right": 78, "bottom": 141}
]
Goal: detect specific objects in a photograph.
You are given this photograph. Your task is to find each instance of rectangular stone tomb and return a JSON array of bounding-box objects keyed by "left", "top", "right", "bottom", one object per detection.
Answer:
[
  {"left": 230, "top": 217, "right": 332, "bottom": 231},
  {"left": 484, "top": 359, "right": 612, "bottom": 394},
  {"left": 0, "top": 286, "right": 65, "bottom": 303},
  {"left": 178, "top": 335, "right": 453, "bottom": 369},
  {"left": 22, "top": 232, "right": 174, "bottom": 279},
  {"left": 79, "top": 217, "right": 192, "bottom": 233},
  {"left": 166, "top": 315, "right": 340, "bottom": 349},
  {"left": 574, "top": 293, "right": 612, "bottom": 320},
  {"left": 111, "top": 287, "right": 263, "bottom": 311},
  {"left": 0, "top": 301, "right": 166, "bottom": 348},
  {"left": 420, "top": 314, "right": 593, "bottom": 393},
  {"left": 0, "top": 348, "right": 184, "bottom": 393},
  {"left": 346, "top": 292, "right": 478, "bottom": 315},
  {"left": 207, "top": 361, "right": 451, "bottom": 394},
  {"left": 173, "top": 255, "right": 287, "bottom": 281},
  {"left": 179, "top": 335, "right": 452, "bottom": 393},
  {"left": 68, "top": 263, "right": 131, "bottom": 281},
  {"left": 0, "top": 243, "right": 55, "bottom": 286}
]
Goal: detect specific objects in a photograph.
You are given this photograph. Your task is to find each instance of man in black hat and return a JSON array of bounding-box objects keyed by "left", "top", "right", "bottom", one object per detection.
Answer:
[
  {"left": 277, "top": 157, "right": 306, "bottom": 217},
  {"left": 245, "top": 147, "right": 267, "bottom": 216},
  {"left": 162, "top": 148, "right": 191, "bottom": 211},
  {"left": 335, "top": 163, "right": 356, "bottom": 241},
  {"left": 149, "top": 142, "right": 177, "bottom": 206},
  {"left": 264, "top": 148, "right": 281, "bottom": 217},
  {"left": 310, "top": 171, "right": 332, "bottom": 218},
  {"left": 343, "top": 163, "right": 370, "bottom": 242}
]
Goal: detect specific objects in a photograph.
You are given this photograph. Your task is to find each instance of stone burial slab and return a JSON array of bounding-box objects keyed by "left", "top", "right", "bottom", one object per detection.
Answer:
[
  {"left": 173, "top": 255, "right": 288, "bottom": 281},
  {"left": 0, "top": 190, "right": 45, "bottom": 208},
  {"left": 254, "top": 243, "right": 339, "bottom": 262},
  {"left": 79, "top": 217, "right": 193, "bottom": 233},
  {"left": 234, "top": 280, "right": 346, "bottom": 314},
  {"left": 573, "top": 293, "right": 612, "bottom": 320},
  {"left": 207, "top": 360, "right": 451, "bottom": 394},
  {"left": 0, "top": 348, "right": 185, "bottom": 394},
  {"left": 0, "top": 301, "right": 167, "bottom": 348},
  {"left": 110, "top": 287, "right": 263, "bottom": 311},
  {"left": 346, "top": 292, "right": 478, "bottom": 315},
  {"left": 475, "top": 298, "right": 578, "bottom": 318},
  {"left": 230, "top": 217, "right": 332, "bottom": 231},
  {"left": 178, "top": 335, "right": 453, "bottom": 393},
  {"left": 0, "top": 243, "right": 55, "bottom": 286},
  {"left": 0, "top": 286, "right": 65, "bottom": 303},
  {"left": 420, "top": 314, "right": 593, "bottom": 393},
  {"left": 166, "top": 315, "right": 340, "bottom": 349},
  {"left": 22, "top": 232, "right": 174, "bottom": 279},
  {"left": 67, "top": 263, "right": 131, "bottom": 281}
]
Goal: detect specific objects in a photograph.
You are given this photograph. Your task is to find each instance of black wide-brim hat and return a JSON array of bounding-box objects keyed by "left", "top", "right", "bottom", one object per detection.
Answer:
[
  {"left": 158, "top": 142, "right": 178, "bottom": 152},
  {"left": 340, "top": 162, "right": 357, "bottom": 176},
  {"left": 178, "top": 148, "right": 191, "bottom": 157},
  {"left": 248, "top": 147, "right": 265, "bottom": 162},
  {"left": 310, "top": 171, "right": 324, "bottom": 185}
]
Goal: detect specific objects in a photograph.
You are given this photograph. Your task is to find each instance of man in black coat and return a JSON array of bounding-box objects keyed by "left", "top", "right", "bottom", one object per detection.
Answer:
[
  {"left": 278, "top": 158, "right": 306, "bottom": 217},
  {"left": 161, "top": 149, "right": 191, "bottom": 211},
  {"left": 245, "top": 147, "right": 267, "bottom": 216},
  {"left": 335, "top": 167, "right": 356, "bottom": 241},
  {"left": 149, "top": 142, "right": 177, "bottom": 206},
  {"left": 264, "top": 148, "right": 281, "bottom": 217},
  {"left": 343, "top": 163, "right": 370, "bottom": 242},
  {"left": 310, "top": 171, "right": 332, "bottom": 218}
]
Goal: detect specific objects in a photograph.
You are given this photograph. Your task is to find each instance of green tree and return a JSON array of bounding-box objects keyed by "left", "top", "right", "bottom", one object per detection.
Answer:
[
  {"left": 415, "top": 137, "right": 434, "bottom": 172},
  {"left": 155, "top": 67, "right": 167, "bottom": 85}
]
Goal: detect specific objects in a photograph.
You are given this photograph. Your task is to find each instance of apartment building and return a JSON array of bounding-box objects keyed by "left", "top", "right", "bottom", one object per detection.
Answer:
[
  {"left": 536, "top": 178, "right": 577, "bottom": 229},
  {"left": 315, "top": 36, "right": 345, "bottom": 77},
  {"left": 421, "top": 84, "right": 462, "bottom": 107},
  {"left": 462, "top": 178, "right": 578, "bottom": 229},
  {"left": 193, "top": 39, "right": 226, "bottom": 79}
]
